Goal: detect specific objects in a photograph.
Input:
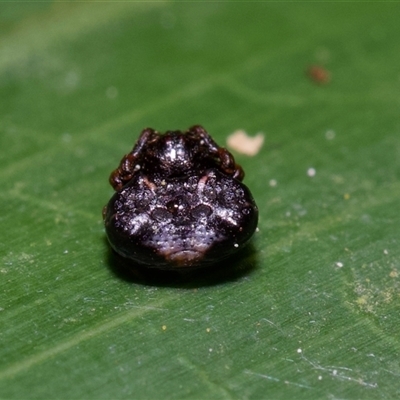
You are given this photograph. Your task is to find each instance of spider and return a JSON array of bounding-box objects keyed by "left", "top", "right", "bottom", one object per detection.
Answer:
[{"left": 104, "top": 125, "right": 258, "bottom": 269}]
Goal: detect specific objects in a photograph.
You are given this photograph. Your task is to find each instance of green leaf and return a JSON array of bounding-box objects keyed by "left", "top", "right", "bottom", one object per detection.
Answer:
[{"left": 1, "top": 2, "right": 400, "bottom": 398}]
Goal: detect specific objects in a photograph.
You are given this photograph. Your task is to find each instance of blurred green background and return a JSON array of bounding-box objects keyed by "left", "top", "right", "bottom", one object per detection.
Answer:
[{"left": 1, "top": 2, "right": 400, "bottom": 398}]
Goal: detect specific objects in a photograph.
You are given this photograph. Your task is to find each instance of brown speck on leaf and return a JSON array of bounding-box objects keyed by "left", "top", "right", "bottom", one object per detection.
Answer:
[{"left": 307, "top": 65, "right": 331, "bottom": 85}]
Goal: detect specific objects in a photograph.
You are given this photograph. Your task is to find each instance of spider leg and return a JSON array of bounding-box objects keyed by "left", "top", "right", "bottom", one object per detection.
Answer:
[
  {"left": 218, "top": 148, "right": 245, "bottom": 181},
  {"left": 189, "top": 125, "right": 219, "bottom": 153},
  {"left": 188, "top": 125, "right": 245, "bottom": 181},
  {"left": 109, "top": 128, "right": 158, "bottom": 191}
]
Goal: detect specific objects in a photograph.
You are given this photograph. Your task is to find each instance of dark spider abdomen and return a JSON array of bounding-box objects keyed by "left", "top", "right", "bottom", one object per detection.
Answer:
[{"left": 104, "top": 126, "right": 258, "bottom": 269}]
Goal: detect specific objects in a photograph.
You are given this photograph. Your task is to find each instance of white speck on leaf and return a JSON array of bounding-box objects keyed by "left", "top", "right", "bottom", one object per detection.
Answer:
[
  {"left": 325, "top": 130, "right": 335, "bottom": 140},
  {"left": 335, "top": 262, "right": 344, "bottom": 268},
  {"left": 226, "top": 129, "right": 264, "bottom": 156},
  {"left": 269, "top": 179, "right": 277, "bottom": 187},
  {"left": 299, "top": 352, "right": 377, "bottom": 388},
  {"left": 307, "top": 168, "right": 316, "bottom": 177}
]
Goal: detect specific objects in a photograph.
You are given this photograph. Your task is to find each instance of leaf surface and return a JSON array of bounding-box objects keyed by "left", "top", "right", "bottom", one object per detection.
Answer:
[{"left": 1, "top": 3, "right": 400, "bottom": 399}]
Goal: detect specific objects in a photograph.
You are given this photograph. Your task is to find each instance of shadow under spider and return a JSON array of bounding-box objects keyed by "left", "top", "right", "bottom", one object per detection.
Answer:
[{"left": 104, "top": 238, "right": 259, "bottom": 288}]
